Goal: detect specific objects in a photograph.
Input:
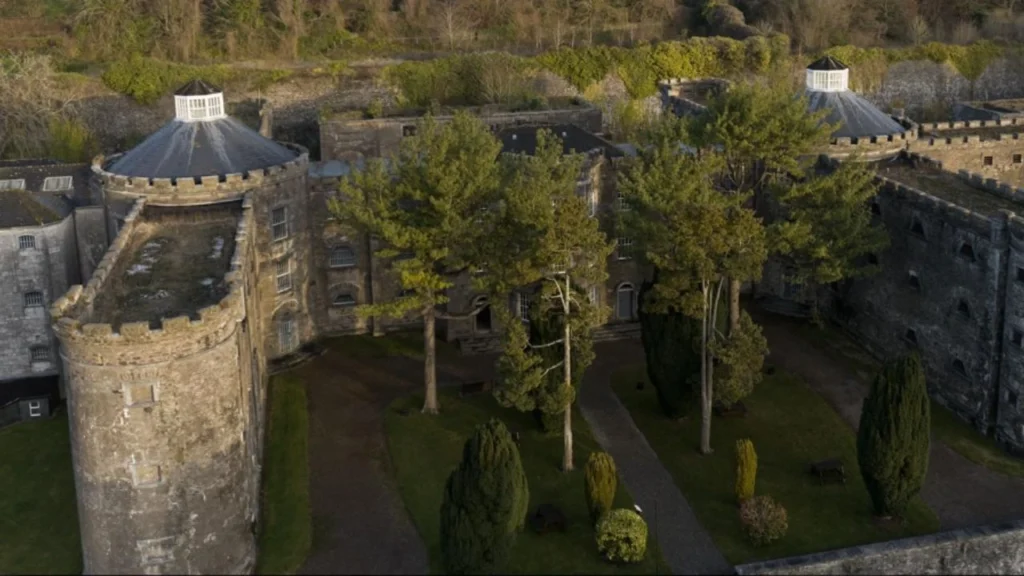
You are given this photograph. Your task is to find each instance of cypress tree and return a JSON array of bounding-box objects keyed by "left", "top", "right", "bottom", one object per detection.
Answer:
[
  {"left": 638, "top": 278, "right": 700, "bottom": 419},
  {"left": 856, "top": 353, "right": 931, "bottom": 518},
  {"left": 440, "top": 419, "right": 530, "bottom": 574}
]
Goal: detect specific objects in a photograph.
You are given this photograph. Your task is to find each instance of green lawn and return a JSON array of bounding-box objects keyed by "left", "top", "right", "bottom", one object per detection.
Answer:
[
  {"left": 385, "top": 390, "right": 664, "bottom": 574},
  {"left": 0, "top": 411, "right": 82, "bottom": 574},
  {"left": 797, "top": 322, "right": 1024, "bottom": 479},
  {"left": 612, "top": 366, "right": 941, "bottom": 565},
  {"left": 257, "top": 374, "right": 312, "bottom": 575}
]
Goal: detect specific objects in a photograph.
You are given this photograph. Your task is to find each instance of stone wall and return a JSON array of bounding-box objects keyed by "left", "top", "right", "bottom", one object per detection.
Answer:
[
  {"left": 909, "top": 123, "right": 1024, "bottom": 186},
  {"left": 995, "top": 213, "right": 1024, "bottom": 450},
  {"left": 51, "top": 197, "right": 260, "bottom": 574},
  {"left": 870, "top": 58, "right": 1024, "bottom": 120},
  {"left": 734, "top": 520, "right": 1024, "bottom": 574},
  {"left": 0, "top": 214, "right": 79, "bottom": 383},
  {"left": 73, "top": 205, "right": 109, "bottom": 282}
]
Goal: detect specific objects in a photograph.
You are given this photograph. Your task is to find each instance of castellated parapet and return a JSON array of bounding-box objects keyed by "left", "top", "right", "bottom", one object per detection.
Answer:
[
  {"left": 51, "top": 196, "right": 262, "bottom": 574},
  {"left": 826, "top": 118, "right": 917, "bottom": 160}
]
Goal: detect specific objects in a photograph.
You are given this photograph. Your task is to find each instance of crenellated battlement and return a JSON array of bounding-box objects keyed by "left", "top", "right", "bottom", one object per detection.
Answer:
[
  {"left": 826, "top": 118, "right": 917, "bottom": 159},
  {"left": 924, "top": 118, "right": 1024, "bottom": 132},
  {"left": 51, "top": 196, "right": 254, "bottom": 353},
  {"left": 93, "top": 143, "right": 309, "bottom": 206}
]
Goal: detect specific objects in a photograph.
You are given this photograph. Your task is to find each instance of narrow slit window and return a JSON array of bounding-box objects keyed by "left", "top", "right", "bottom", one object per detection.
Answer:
[
  {"left": 276, "top": 259, "right": 292, "bottom": 293},
  {"left": 959, "top": 243, "right": 976, "bottom": 262},
  {"left": 952, "top": 359, "right": 968, "bottom": 377},
  {"left": 1013, "top": 329, "right": 1023, "bottom": 347},
  {"left": 910, "top": 218, "right": 925, "bottom": 238},
  {"left": 867, "top": 253, "right": 879, "bottom": 265},
  {"left": 908, "top": 272, "right": 921, "bottom": 291},
  {"left": 1018, "top": 267, "right": 1024, "bottom": 283},
  {"left": 870, "top": 201, "right": 881, "bottom": 216},
  {"left": 957, "top": 299, "right": 971, "bottom": 318},
  {"left": 905, "top": 329, "right": 918, "bottom": 345}
]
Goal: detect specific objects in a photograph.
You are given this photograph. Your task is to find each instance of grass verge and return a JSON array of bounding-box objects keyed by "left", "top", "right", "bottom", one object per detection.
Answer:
[
  {"left": 797, "top": 321, "right": 1024, "bottom": 479},
  {"left": 257, "top": 374, "right": 312, "bottom": 575},
  {"left": 385, "top": 390, "right": 663, "bottom": 574},
  {"left": 612, "top": 366, "right": 940, "bottom": 565},
  {"left": 0, "top": 411, "right": 81, "bottom": 574}
]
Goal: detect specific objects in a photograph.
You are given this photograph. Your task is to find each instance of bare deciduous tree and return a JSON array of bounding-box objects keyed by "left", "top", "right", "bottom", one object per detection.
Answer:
[{"left": 0, "top": 54, "right": 77, "bottom": 160}]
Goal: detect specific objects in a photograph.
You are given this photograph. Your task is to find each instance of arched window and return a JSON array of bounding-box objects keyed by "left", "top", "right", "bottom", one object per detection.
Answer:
[
  {"left": 957, "top": 299, "right": 970, "bottom": 318},
  {"left": 952, "top": 359, "right": 968, "bottom": 377},
  {"left": 905, "top": 329, "right": 918, "bottom": 345},
  {"left": 473, "top": 295, "right": 492, "bottom": 333},
  {"left": 908, "top": 271, "right": 921, "bottom": 291},
  {"left": 870, "top": 201, "right": 881, "bottom": 216},
  {"left": 330, "top": 245, "right": 356, "bottom": 268},
  {"left": 617, "top": 283, "right": 636, "bottom": 321},
  {"left": 959, "top": 243, "right": 976, "bottom": 262},
  {"left": 333, "top": 293, "right": 356, "bottom": 307},
  {"left": 910, "top": 218, "right": 925, "bottom": 238}
]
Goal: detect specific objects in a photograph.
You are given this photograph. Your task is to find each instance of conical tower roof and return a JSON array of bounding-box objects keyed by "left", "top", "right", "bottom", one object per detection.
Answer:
[{"left": 803, "top": 57, "right": 904, "bottom": 140}]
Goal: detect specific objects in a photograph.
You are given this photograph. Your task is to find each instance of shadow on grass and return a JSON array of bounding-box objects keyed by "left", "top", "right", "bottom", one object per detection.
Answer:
[
  {"left": 257, "top": 374, "right": 312, "bottom": 575},
  {"left": 384, "top": 390, "right": 665, "bottom": 574},
  {"left": 612, "top": 365, "right": 940, "bottom": 565},
  {"left": 0, "top": 411, "right": 81, "bottom": 574}
]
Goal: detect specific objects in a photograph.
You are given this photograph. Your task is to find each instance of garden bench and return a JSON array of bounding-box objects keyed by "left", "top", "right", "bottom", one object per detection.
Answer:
[
  {"left": 810, "top": 459, "right": 846, "bottom": 485},
  {"left": 459, "top": 381, "right": 490, "bottom": 397},
  {"left": 713, "top": 401, "right": 748, "bottom": 418},
  {"left": 529, "top": 503, "right": 567, "bottom": 535}
]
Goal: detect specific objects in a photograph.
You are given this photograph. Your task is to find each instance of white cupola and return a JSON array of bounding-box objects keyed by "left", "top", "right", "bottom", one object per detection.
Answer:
[
  {"left": 173, "top": 79, "right": 227, "bottom": 122},
  {"left": 805, "top": 56, "right": 849, "bottom": 93}
]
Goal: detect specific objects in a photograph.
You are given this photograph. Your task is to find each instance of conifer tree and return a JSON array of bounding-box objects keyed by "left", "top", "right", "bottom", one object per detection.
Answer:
[
  {"left": 333, "top": 112, "right": 501, "bottom": 414},
  {"left": 857, "top": 353, "right": 931, "bottom": 518},
  {"left": 440, "top": 419, "right": 530, "bottom": 574},
  {"left": 638, "top": 276, "right": 700, "bottom": 419}
]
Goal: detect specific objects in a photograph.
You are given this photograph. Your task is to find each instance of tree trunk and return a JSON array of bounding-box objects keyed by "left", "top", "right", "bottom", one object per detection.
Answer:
[
  {"left": 422, "top": 308, "right": 439, "bottom": 414},
  {"left": 562, "top": 276, "right": 574, "bottom": 472},
  {"left": 699, "top": 285, "right": 713, "bottom": 455},
  {"left": 729, "top": 278, "right": 741, "bottom": 335}
]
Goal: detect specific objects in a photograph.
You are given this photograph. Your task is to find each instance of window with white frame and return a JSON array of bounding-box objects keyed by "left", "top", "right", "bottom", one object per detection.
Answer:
[
  {"left": 271, "top": 207, "right": 288, "bottom": 241},
  {"left": 806, "top": 69, "right": 849, "bottom": 92},
  {"left": 278, "top": 316, "right": 297, "bottom": 354},
  {"left": 42, "top": 176, "right": 73, "bottom": 191},
  {"left": 518, "top": 293, "right": 532, "bottom": 321},
  {"left": 276, "top": 259, "right": 292, "bottom": 293},
  {"left": 0, "top": 179, "right": 25, "bottom": 191},
  {"left": 174, "top": 93, "right": 226, "bottom": 122},
  {"left": 30, "top": 346, "right": 49, "bottom": 363},
  {"left": 617, "top": 237, "right": 633, "bottom": 259},
  {"left": 617, "top": 192, "right": 632, "bottom": 212},
  {"left": 18, "top": 235, "right": 35, "bottom": 250},
  {"left": 24, "top": 291, "right": 43, "bottom": 308},
  {"left": 333, "top": 293, "right": 356, "bottom": 307},
  {"left": 330, "top": 245, "right": 356, "bottom": 268},
  {"left": 27, "top": 400, "right": 42, "bottom": 418}
]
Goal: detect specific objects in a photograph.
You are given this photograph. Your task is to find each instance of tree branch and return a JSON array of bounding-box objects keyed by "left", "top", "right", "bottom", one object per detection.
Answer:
[
  {"left": 528, "top": 338, "right": 565, "bottom": 349},
  {"left": 540, "top": 361, "right": 565, "bottom": 378}
]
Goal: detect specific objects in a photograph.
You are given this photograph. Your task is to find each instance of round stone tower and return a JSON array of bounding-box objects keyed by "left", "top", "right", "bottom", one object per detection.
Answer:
[{"left": 54, "top": 80, "right": 314, "bottom": 574}]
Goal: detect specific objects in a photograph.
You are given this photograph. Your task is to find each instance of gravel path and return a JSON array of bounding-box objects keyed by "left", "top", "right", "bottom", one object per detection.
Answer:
[
  {"left": 579, "top": 340, "right": 733, "bottom": 575},
  {"left": 754, "top": 310, "right": 1024, "bottom": 531}
]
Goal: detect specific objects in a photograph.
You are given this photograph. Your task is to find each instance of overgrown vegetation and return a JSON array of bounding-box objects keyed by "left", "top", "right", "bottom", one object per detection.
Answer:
[
  {"left": 257, "top": 374, "right": 312, "bottom": 575},
  {"left": 101, "top": 55, "right": 294, "bottom": 104}
]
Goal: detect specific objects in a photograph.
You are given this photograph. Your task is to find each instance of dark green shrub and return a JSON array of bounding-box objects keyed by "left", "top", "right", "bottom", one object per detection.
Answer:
[
  {"left": 711, "top": 311, "right": 768, "bottom": 408},
  {"left": 440, "top": 418, "right": 530, "bottom": 574},
  {"left": 638, "top": 279, "right": 699, "bottom": 419},
  {"left": 595, "top": 508, "right": 648, "bottom": 563},
  {"left": 584, "top": 452, "right": 617, "bottom": 524},
  {"left": 857, "top": 353, "right": 931, "bottom": 518},
  {"left": 739, "top": 495, "right": 788, "bottom": 546}
]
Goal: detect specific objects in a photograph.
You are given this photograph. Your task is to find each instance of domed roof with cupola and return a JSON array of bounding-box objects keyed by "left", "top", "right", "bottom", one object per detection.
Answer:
[
  {"left": 106, "top": 80, "right": 298, "bottom": 180},
  {"left": 804, "top": 56, "right": 905, "bottom": 140}
]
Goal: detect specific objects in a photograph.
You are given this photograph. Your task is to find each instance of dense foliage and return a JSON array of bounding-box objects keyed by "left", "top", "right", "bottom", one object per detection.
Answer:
[
  {"left": 738, "top": 494, "right": 788, "bottom": 546},
  {"left": 584, "top": 451, "right": 618, "bottom": 524},
  {"left": 857, "top": 354, "right": 931, "bottom": 518},
  {"left": 638, "top": 278, "right": 700, "bottom": 419},
  {"left": 735, "top": 438, "right": 757, "bottom": 503},
  {"left": 439, "top": 418, "right": 529, "bottom": 574},
  {"left": 595, "top": 508, "right": 648, "bottom": 564},
  {"left": 710, "top": 311, "right": 768, "bottom": 407}
]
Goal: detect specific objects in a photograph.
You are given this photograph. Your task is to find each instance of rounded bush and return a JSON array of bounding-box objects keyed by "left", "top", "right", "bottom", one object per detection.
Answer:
[
  {"left": 739, "top": 495, "right": 788, "bottom": 547},
  {"left": 584, "top": 452, "right": 617, "bottom": 524},
  {"left": 595, "top": 508, "right": 648, "bottom": 564}
]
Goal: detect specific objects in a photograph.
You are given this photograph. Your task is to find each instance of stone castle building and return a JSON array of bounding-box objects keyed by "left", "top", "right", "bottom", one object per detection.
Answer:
[{"left": 0, "top": 82, "right": 645, "bottom": 572}]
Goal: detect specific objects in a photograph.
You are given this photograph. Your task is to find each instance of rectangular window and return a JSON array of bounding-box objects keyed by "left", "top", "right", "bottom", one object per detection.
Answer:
[
  {"left": 617, "top": 193, "right": 631, "bottom": 212},
  {"left": 1015, "top": 154, "right": 1022, "bottom": 164},
  {"left": 30, "top": 347, "right": 49, "bottom": 362},
  {"left": 1013, "top": 329, "right": 1023, "bottom": 347},
  {"left": 24, "top": 292, "right": 43, "bottom": 307},
  {"left": 1018, "top": 267, "right": 1024, "bottom": 283},
  {"left": 271, "top": 207, "right": 288, "bottom": 241},
  {"left": 617, "top": 237, "right": 633, "bottom": 260},
  {"left": 18, "top": 235, "right": 35, "bottom": 250},
  {"left": 27, "top": 400, "right": 41, "bottom": 418},
  {"left": 278, "top": 318, "right": 297, "bottom": 354},
  {"left": 330, "top": 246, "right": 356, "bottom": 268},
  {"left": 984, "top": 156, "right": 994, "bottom": 166},
  {"left": 0, "top": 179, "right": 25, "bottom": 190},
  {"left": 577, "top": 179, "right": 596, "bottom": 217},
  {"left": 131, "top": 463, "right": 162, "bottom": 487},
  {"left": 276, "top": 259, "right": 292, "bottom": 293},
  {"left": 42, "top": 176, "right": 73, "bottom": 191},
  {"left": 589, "top": 286, "right": 599, "bottom": 305},
  {"left": 518, "top": 293, "right": 531, "bottom": 321}
]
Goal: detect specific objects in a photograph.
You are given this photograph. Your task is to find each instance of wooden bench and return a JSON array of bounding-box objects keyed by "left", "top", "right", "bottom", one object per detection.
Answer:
[
  {"left": 810, "top": 459, "right": 846, "bottom": 485},
  {"left": 713, "top": 401, "right": 748, "bottom": 418},
  {"left": 528, "top": 503, "right": 567, "bottom": 535},
  {"left": 459, "top": 381, "right": 491, "bottom": 397}
]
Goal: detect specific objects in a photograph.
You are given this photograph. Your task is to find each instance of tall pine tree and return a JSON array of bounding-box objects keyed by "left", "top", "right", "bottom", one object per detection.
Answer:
[{"left": 857, "top": 353, "right": 931, "bottom": 518}]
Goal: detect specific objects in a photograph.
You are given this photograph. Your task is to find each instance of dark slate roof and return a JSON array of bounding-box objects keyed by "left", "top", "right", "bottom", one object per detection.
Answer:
[
  {"left": 0, "top": 161, "right": 90, "bottom": 228},
  {"left": 175, "top": 79, "right": 221, "bottom": 96},
  {"left": 808, "top": 55, "right": 848, "bottom": 71},
  {"left": 107, "top": 116, "right": 299, "bottom": 179},
  {"left": 498, "top": 124, "right": 624, "bottom": 158},
  {"left": 806, "top": 90, "right": 906, "bottom": 139}
]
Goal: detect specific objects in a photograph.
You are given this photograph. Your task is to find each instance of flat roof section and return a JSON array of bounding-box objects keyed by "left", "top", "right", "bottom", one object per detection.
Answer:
[
  {"left": 88, "top": 203, "right": 242, "bottom": 329},
  {"left": 872, "top": 156, "right": 1021, "bottom": 217}
]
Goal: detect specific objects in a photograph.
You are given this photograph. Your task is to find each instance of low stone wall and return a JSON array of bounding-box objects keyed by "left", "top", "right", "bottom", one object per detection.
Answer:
[{"left": 734, "top": 521, "right": 1024, "bottom": 575}]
